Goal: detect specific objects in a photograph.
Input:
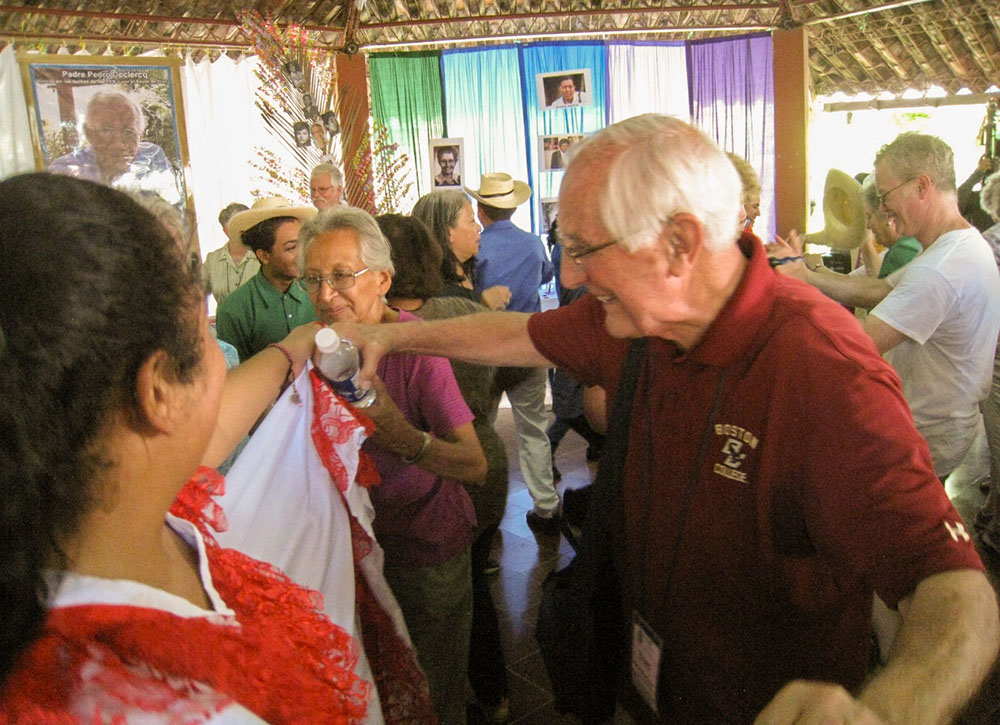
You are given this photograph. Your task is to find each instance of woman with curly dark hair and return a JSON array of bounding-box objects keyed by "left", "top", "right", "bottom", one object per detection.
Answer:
[{"left": 0, "top": 174, "right": 379, "bottom": 721}]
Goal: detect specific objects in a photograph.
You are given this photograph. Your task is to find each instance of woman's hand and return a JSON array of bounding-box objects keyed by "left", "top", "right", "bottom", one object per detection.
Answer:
[
  {"left": 361, "top": 378, "right": 486, "bottom": 486},
  {"left": 480, "top": 285, "right": 512, "bottom": 311},
  {"left": 278, "top": 322, "right": 322, "bottom": 377}
]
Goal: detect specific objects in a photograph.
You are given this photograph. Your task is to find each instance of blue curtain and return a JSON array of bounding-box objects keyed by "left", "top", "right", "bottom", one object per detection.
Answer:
[
  {"left": 440, "top": 46, "right": 529, "bottom": 228},
  {"left": 520, "top": 42, "right": 607, "bottom": 234},
  {"left": 687, "top": 34, "right": 775, "bottom": 241}
]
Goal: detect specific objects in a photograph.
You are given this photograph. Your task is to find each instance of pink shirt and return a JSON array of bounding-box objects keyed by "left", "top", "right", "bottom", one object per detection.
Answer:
[{"left": 365, "top": 310, "right": 476, "bottom": 567}]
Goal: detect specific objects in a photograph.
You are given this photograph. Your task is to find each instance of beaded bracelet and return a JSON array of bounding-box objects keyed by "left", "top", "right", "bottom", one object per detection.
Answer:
[{"left": 267, "top": 342, "right": 300, "bottom": 404}]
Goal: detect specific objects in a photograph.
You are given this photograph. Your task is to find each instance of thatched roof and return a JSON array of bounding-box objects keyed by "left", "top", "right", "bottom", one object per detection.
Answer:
[{"left": 2, "top": 1, "right": 998, "bottom": 97}]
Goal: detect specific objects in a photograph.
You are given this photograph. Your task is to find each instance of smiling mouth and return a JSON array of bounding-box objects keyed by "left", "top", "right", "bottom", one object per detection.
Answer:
[{"left": 594, "top": 293, "right": 616, "bottom": 304}]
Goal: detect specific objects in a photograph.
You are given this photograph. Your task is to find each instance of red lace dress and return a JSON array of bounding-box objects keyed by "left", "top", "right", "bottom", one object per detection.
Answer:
[{"left": 0, "top": 485, "right": 375, "bottom": 724}]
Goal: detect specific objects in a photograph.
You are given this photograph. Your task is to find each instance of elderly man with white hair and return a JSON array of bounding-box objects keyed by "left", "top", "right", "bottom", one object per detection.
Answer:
[
  {"left": 331, "top": 114, "right": 998, "bottom": 723},
  {"left": 48, "top": 91, "right": 177, "bottom": 201},
  {"left": 310, "top": 162, "right": 345, "bottom": 210}
]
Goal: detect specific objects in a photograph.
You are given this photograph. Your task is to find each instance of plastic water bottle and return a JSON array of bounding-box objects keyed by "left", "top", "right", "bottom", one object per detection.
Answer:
[{"left": 313, "top": 327, "right": 377, "bottom": 408}]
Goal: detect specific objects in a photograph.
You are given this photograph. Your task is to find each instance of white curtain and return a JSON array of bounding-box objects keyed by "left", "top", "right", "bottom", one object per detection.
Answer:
[
  {"left": 0, "top": 46, "right": 38, "bottom": 179},
  {"left": 607, "top": 43, "right": 691, "bottom": 124},
  {"left": 181, "top": 54, "right": 265, "bottom": 265}
]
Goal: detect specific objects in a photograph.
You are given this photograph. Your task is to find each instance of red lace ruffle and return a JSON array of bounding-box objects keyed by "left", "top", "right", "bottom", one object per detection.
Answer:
[
  {"left": 309, "top": 371, "right": 437, "bottom": 723},
  {"left": 2, "top": 469, "right": 370, "bottom": 724}
]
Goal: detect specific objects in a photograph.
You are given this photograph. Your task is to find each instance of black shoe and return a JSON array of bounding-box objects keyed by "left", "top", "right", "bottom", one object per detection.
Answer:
[
  {"left": 526, "top": 510, "right": 562, "bottom": 535},
  {"left": 484, "top": 558, "right": 500, "bottom": 576}
]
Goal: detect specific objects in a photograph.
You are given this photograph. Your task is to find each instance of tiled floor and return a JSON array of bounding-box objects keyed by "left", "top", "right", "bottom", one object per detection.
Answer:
[{"left": 476, "top": 408, "right": 1000, "bottom": 724}]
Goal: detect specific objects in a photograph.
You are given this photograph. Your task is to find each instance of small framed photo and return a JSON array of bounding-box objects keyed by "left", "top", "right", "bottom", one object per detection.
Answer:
[
  {"left": 537, "top": 69, "right": 593, "bottom": 110},
  {"left": 539, "top": 134, "right": 586, "bottom": 173},
  {"left": 429, "top": 137, "right": 464, "bottom": 188},
  {"left": 540, "top": 197, "right": 559, "bottom": 235},
  {"left": 293, "top": 121, "right": 311, "bottom": 148}
]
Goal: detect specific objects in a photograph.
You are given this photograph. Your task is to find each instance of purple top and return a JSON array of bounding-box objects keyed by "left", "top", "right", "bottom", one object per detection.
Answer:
[{"left": 365, "top": 309, "right": 477, "bottom": 567}]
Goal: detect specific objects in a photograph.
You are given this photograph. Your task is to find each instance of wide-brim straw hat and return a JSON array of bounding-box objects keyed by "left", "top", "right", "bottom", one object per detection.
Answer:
[
  {"left": 228, "top": 196, "right": 317, "bottom": 244},
  {"left": 465, "top": 172, "right": 532, "bottom": 209},
  {"left": 804, "top": 169, "right": 867, "bottom": 250}
]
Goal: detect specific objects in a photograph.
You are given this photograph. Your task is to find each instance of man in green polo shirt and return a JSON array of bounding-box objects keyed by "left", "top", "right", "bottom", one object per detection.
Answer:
[{"left": 216, "top": 197, "right": 318, "bottom": 361}]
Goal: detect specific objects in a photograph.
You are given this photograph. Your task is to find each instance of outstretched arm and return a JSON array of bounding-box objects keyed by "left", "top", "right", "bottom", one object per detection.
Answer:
[
  {"left": 755, "top": 569, "right": 999, "bottom": 724},
  {"left": 335, "top": 311, "right": 553, "bottom": 386}
]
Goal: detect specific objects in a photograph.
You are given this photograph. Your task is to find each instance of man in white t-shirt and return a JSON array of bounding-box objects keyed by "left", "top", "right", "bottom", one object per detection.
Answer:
[
  {"left": 868, "top": 133, "right": 1000, "bottom": 477},
  {"left": 771, "top": 133, "right": 1000, "bottom": 477}
]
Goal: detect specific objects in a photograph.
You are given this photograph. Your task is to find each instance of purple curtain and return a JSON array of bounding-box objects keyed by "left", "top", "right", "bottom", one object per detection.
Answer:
[{"left": 687, "top": 34, "right": 775, "bottom": 242}]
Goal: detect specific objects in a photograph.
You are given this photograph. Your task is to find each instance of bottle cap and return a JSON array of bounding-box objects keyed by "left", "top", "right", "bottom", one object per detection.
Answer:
[{"left": 315, "top": 327, "right": 340, "bottom": 353}]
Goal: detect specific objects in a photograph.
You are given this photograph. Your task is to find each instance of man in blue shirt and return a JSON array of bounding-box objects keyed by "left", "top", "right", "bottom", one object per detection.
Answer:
[{"left": 467, "top": 173, "right": 558, "bottom": 533}]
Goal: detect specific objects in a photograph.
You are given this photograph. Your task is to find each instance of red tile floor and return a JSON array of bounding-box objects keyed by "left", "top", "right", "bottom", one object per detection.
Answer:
[{"left": 475, "top": 407, "right": 1000, "bottom": 724}]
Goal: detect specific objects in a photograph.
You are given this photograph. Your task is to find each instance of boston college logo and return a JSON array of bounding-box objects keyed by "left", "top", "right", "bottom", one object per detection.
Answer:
[{"left": 712, "top": 423, "right": 759, "bottom": 483}]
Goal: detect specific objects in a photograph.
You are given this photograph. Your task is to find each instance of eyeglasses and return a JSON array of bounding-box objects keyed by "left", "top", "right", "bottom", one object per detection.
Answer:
[
  {"left": 300, "top": 268, "right": 369, "bottom": 293},
  {"left": 560, "top": 239, "right": 618, "bottom": 265},
  {"left": 876, "top": 177, "right": 916, "bottom": 206},
  {"left": 311, "top": 185, "right": 335, "bottom": 194},
  {"left": 87, "top": 125, "right": 139, "bottom": 142}
]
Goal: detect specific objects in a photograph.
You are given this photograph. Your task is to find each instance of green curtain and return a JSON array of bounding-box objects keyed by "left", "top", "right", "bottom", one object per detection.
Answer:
[{"left": 369, "top": 51, "right": 444, "bottom": 210}]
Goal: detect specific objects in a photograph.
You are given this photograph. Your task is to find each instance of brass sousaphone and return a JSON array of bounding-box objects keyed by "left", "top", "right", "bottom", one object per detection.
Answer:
[{"left": 804, "top": 169, "right": 867, "bottom": 250}]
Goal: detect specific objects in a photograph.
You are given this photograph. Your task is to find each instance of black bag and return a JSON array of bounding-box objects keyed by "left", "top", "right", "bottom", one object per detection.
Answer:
[{"left": 535, "top": 339, "right": 647, "bottom": 723}]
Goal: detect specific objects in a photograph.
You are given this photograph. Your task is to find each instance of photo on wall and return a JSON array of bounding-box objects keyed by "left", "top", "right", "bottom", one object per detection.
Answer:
[
  {"left": 540, "top": 197, "right": 559, "bottom": 236},
  {"left": 539, "top": 133, "right": 586, "bottom": 173},
  {"left": 537, "top": 69, "right": 593, "bottom": 110},
  {"left": 429, "top": 137, "right": 465, "bottom": 188},
  {"left": 21, "top": 54, "right": 191, "bottom": 209}
]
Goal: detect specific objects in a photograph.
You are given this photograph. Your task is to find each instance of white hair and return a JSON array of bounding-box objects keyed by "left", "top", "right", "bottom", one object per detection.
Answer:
[
  {"left": 298, "top": 205, "right": 394, "bottom": 276},
  {"left": 570, "top": 114, "right": 742, "bottom": 253},
  {"left": 85, "top": 91, "right": 145, "bottom": 134},
  {"left": 310, "top": 162, "right": 344, "bottom": 187}
]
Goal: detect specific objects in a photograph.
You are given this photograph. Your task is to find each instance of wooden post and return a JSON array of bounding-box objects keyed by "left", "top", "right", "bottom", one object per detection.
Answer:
[
  {"left": 772, "top": 26, "right": 810, "bottom": 237},
  {"left": 335, "top": 51, "right": 372, "bottom": 209}
]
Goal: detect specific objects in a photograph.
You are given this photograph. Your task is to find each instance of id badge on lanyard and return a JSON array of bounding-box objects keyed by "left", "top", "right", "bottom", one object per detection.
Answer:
[{"left": 630, "top": 610, "right": 663, "bottom": 716}]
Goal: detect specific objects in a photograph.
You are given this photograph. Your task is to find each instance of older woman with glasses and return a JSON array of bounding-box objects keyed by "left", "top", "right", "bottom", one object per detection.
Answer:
[{"left": 299, "top": 206, "right": 487, "bottom": 725}]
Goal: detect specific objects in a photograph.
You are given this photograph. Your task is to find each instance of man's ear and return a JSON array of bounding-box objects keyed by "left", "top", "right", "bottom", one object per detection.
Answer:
[
  {"left": 254, "top": 247, "right": 269, "bottom": 266},
  {"left": 660, "top": 213, "right": 704, "bottom": 276},
  {"left": 133, "top": 350, "right": 180, "bottom": 435}
]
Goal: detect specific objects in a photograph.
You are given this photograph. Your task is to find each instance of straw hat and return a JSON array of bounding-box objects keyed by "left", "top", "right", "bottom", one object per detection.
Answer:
[
  {"left": 804, "top": 169, "right": 867, "bottom": 250},
  {"left": 227, "top": 196, "right": 317, "bottom": 244},
  {"left": 465, "top": 172, "right": 532, "bottom": 209}
]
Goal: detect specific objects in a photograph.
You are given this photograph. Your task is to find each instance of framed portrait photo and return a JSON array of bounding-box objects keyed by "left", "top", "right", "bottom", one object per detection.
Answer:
[
  {"left": 538, "top": 133, "right": 586, "bottom": 173},
  {"left": 429, "top": 137, "right": 465, "bottom": 188},
  {"left": 540, "top": 197, "right": 559, "bottom": 236},
  {"left": 19, "top": 54, "right": 194, "bottom": 222},
  {"left": 537, "top": 69, "right": 593, "bottom": 110}
]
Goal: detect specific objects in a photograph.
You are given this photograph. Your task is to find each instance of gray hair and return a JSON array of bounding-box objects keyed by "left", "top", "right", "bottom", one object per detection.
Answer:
[
  {"left": 569, "top": 114, "right": 742, "bottom": 253},
  {"left": 981, "top": 172, "right": 1000, "bottom": 223},
  {"left": 874, "top": 132, "right": 956, "bottom": 193},
  {"left": 861, "top": 173, "right": 880, "bottom": 213},
  {"left": 218, "top": 202, "right": 249, "bottom": 227},
  {"left": 298, "top": 206, "right": 394, "bottom": 275},
  {"left": 310, "top": 162, "right": 344, "bottom": 187},
  {"left": 412, "top": 190, "right": 468, "bottom": 245},
  {"left": 85, "top": 91, "right": 145, "bottom": 134}
]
